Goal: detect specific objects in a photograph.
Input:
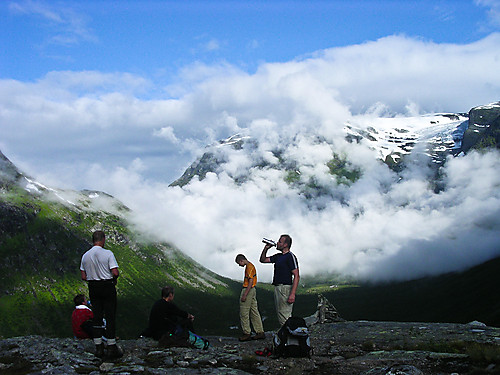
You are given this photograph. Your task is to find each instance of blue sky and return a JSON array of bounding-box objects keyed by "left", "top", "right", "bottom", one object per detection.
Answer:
[
  {"left": 1, "top": 1, "right": 500, "bottom": 280},
  {"left": 1, "top": 1, "right": 496, "bottom": 84}
]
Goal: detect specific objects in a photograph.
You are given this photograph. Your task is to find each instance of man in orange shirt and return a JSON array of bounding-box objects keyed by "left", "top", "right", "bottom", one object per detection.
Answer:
[{"left": 235, "top": 254, "right": 265, "bottom": 341}]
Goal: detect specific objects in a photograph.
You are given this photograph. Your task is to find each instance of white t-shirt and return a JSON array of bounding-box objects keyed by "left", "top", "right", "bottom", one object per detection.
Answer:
[{"left": 80, "top": 246, "right": 119, "bottom": 281}]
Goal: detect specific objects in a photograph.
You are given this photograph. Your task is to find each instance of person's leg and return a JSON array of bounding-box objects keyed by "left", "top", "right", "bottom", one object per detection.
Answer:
[
  {"left": 81, "top": 320, "right": 94, "bottom": 338},
  {"left": 274, "top": 285, "right": 293, "bottom": 326},
  {"left": 102, "top": 283, "right": 122, "bottom": 358},
  {"left": 88, "top": 283, "right": 105, "bottom": 357},
  {"left": 179, "top": 317, "right": 195, "bottom": 334},
  {"left": 102, "top": 283, "right": 117, "bottom": 341},
  {"left": 248, "top": 288, "right": 264, "bottom": 334},
  {"left": 89, "top": 284, "right": 104, "bottom": 340},
  {"left": 239, "top": 288, "right": 252, "bottom": 340}
]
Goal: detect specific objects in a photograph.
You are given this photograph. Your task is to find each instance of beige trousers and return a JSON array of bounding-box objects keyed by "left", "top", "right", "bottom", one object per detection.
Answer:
[
  {"left": 239, "top": 287, "right": 264, "bottom": 335},
  {"left": 274, "top": 284, "right": 293, "bottom": 326}
]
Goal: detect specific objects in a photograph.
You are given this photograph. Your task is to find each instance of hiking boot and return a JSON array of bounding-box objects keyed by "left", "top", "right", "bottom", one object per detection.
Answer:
[
  {"left": 106, "top": 344, "right": 123, "bottom": 359},
  {"left": 95, "top": 343, "right": 105, "bottom": 358},
  {"left": 238, "top": 334, "right": 252, "bottom": 342},
  {"left": 253, "top": 332, "right": 266, "bottom": 340}
]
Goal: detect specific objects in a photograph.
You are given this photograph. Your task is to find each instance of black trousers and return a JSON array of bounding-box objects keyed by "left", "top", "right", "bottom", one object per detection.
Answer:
[
  {"left": 88, "top": 280, "right": 117, "bottom": 339},
  {"left": 81, "top": 319, "right": 95, "bottom": 338}
]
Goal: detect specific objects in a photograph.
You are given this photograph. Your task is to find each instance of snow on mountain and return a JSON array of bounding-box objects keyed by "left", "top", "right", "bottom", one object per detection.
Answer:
[
  {"left": 171, "top": 111, "right": 471, "bottom": 189},
  {"left": 345, "top": 113, "right": 468, "bottom": 166},
  {"left": 0, "top": 151, "right": 129, "bottom": 216}
]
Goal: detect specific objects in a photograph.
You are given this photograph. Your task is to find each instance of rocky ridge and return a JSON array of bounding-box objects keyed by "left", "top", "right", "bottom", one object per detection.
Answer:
[
  {"left": 169, "top": 103, "right": 500, "bottom": 188},
  {"left": 1, "top": 320, "right": 499, "bottom": 375}
]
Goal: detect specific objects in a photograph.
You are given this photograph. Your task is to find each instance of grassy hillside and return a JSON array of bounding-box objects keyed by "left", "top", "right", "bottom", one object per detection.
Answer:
[{"left": 0, "top": 183, "right": 250, "bottom": 338}]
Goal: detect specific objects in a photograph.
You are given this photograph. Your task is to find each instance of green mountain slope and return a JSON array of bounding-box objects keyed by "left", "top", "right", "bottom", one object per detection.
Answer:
[{"left": 0, "top": 154, "right": 256, "bottom": 338}]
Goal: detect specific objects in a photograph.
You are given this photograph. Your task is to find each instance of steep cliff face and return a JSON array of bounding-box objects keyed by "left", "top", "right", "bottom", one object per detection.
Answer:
[
  {"left": 462, "top": 102, "right": 500, "bottom": 153},
  {"left": 0, "top": 151, "right": 22, "bottom": 188}
]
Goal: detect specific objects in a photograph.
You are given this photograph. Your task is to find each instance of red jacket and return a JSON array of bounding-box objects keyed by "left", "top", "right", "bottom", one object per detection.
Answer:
[{"left": 72, "top": 305, "right": 93, "bottom": 338}]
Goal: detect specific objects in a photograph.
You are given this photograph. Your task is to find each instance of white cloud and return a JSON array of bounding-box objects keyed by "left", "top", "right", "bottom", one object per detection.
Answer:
[
  {"left": 1, "top": 34, "right": 500, "bottom": 281},
  {"left": 205, "top": 39, "right": 221, "bottom": 51},
  {"left": 155, "top": 126, "right": 179, "bottom": 144}
]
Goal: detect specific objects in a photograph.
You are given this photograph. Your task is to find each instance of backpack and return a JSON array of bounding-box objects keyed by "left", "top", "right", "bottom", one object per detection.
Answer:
[
  {"left": 188, "top": 331, "right": 210, "bottom": 349},
  {"left": 158, "top": 325, "right": 209, "bottom": 350},
  {"left": 273, "top": 317, "right": 312, "bottom": 358}
]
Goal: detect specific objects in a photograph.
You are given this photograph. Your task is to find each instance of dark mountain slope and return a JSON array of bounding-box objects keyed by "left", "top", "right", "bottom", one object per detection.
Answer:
[{"left": 326, "top": 255, "right": 500, "bottom": 327}]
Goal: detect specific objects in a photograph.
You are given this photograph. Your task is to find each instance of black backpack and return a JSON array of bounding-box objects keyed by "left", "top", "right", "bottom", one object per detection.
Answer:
[{"left": 273, "top": 317, "right": 312, "bottom": 358}]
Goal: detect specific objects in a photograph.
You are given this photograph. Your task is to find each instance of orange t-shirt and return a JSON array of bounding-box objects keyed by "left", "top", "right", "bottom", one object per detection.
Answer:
[{"left": 243, "top": 262, "right": 257, "bottom": 288}]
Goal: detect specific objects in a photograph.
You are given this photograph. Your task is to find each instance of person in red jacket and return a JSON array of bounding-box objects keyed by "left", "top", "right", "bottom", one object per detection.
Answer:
[{"left": 72, "top": 294, "right": 94, "bottom": 339}]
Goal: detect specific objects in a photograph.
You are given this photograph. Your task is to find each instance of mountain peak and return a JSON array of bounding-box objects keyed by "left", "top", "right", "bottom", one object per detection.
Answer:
[{"left": 0, "top": 150, "right": 23, "bottom": 188}]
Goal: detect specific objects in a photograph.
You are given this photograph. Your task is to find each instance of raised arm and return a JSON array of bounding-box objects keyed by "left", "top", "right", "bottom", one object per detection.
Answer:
[{"left": 260, "top": 243, "right": 273, "bottom": 263}]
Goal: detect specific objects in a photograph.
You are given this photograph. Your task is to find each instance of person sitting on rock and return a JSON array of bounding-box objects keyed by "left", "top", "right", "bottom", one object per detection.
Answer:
[
  {"left": 142, "top": 286, "right": 209, "bottom": 349},
  {"left": 142, "top": 286, "right": 195, "bottom": 340},
  {"left": 72, "top": 294, "right": 94, "bottom": 339}
]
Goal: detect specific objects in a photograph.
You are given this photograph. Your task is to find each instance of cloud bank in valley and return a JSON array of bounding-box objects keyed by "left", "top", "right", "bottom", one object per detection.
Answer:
[{"left": 1, "top": 34, "right": 500, "bottom": 282}]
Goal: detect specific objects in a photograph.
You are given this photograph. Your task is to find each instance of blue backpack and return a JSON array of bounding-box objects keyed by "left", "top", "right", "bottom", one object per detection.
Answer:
[{"left": 188, "top": 331, "right": 210, "bottom": 349}]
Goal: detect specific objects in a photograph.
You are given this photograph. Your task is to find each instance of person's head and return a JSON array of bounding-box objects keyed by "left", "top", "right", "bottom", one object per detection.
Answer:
[
  {"left": 277, "top": 234, "right": 292, "bottom": 252},
  {"left": 73, "top": 294, "right": 87, "bottom": 306},
  {"left": 235, "top": 254, "right": 247, "bottom": 267},
  {"left": 161, "top": 286, "right": 175, "bottom": 301},
  {"left": 92, "top": 230, "right": 105, "bottom": 246}
]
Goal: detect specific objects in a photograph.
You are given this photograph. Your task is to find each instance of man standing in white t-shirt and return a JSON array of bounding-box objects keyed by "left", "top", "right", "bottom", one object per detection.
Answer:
[{"left": 80, "top": 230, "right": 122, "bottom": 358}]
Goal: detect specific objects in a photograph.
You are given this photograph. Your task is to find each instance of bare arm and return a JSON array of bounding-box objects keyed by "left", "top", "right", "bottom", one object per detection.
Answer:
[
  {"left": 260, "top": 244, "right": 272, "bottom": 263},
  {"left": 81, "top": 270, "right": 87, "bottom": 281},
  {"left": 111, "top": 267, "right": 119, "bottom": 283},
  {"left": 287, "top": 268, "right": 300, "bottom": 304},
  {"left": 241, "top": 278, "right": 253, "bottom": 302}
]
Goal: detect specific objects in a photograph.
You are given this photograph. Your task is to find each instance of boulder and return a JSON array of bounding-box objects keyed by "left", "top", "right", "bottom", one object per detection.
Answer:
[{"left": 305, "top": 294, "right": 344, "bottom": 326}]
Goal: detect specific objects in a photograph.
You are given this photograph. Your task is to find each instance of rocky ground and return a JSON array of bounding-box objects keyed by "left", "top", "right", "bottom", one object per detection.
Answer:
[{"left": 1, "top": 320, "right": 499, "bottom": 375}]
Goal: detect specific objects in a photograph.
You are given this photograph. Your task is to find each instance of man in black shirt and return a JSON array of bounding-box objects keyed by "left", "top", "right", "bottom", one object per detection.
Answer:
[
  {"left": 260, "top": 234, "right": 299, "bottom": 326},
  {"left": 144, "top": 286, "right": 195, "bottom": 340}
]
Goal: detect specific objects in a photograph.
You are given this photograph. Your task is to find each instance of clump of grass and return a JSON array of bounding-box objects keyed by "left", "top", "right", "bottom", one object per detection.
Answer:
[
  {"left": 465, "top": 342, "right": 500, "bottom": 363},
  {"left": 241, "top": 354, "right": 258, "bottom": 364},
  {"left": 361, "top": 340, "right": 376, "bottom": 351},
  {"left": 392, "top": 339, "right": 500, "bottom": 364},
  {"left": 389, "top": 339, "right": 467, "bottom": 354}
]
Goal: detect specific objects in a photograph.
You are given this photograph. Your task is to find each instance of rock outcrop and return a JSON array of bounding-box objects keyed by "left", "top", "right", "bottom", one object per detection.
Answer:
[
  {"left": 1, "top": 320, "right": 499, "bottom": 375},
  {"left": 462, "top": 102, "right": 500, "bottom": 153},
  {"left": 305, "top": 293, "right": 344, "bottom": 326}
]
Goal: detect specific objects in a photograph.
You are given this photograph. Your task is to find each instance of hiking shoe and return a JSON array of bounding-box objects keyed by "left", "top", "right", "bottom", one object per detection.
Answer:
[
  {"left": 106, "top": 344, "right": 123, "bottom": 359},
  {"left": 95, "top": 343, "right": 104, "bottom": 358},
  {"left": 238, "top": 334, "right": 252, "bottom": 342},
  {"left": 253, "top": 332, "right": 266, "bottom": 340}
]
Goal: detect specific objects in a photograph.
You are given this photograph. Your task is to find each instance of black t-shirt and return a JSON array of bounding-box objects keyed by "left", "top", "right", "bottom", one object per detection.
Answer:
[
  {"left": 270, "top": 251, "right": 299, "bottom": 285},
  {"left": 147, "top": 299, "right": 188, "bottom": 340}
]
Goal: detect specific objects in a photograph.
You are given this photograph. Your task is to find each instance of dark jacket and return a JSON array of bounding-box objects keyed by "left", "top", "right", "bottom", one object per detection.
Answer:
[{"left": 143, "top": 299, "right": 189, "bottom": 340}]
